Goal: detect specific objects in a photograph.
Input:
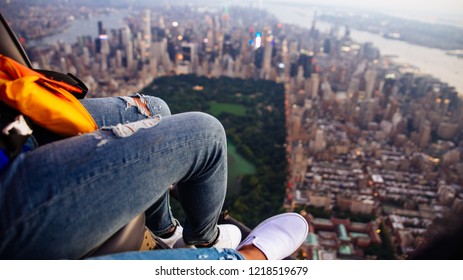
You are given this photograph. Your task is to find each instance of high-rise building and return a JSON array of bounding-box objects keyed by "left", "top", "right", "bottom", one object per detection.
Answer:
[
  {"left": 323, "top": 38, "right": 331, "bottom": 55},
  {"left": 143, "top": 9, "right": 151, "bottom": 45},
  {"left": 310, "top": 73, "right": 320, "bottom": 98},
  {"left": 82, "top": 47, "right": 90, "bottom": 66},
  {"left": 321, "top": 78, "right": 334, "bottom": 101},
  {"left": 312, "top": 128, "right": 326, "bottom": 152},
  {"left": 361, "top": 42, "right": 379, "bottom": 60},
  {"left": 115, "top": 49, "right": 123, "bottom": 68},
  {"left": 261, "top": 28, "right": 273, "bottom": 79},
  {"left": 158, "top": 16, "right": 165, "bottom": 29},
  {"left": 419, "top": 121, "right": 431, "bottom": 148},
  {"left": 96, "top": 21, "right": 108, "bottom": 55},
  {"left": 100, "top": 37, "right": 109, "bottom": 70},
  {"left": 360, "top": 99, "right": 378, "bottom": 128},
  {"left": 299, "top": 50, "right": 312, "bottom": 78},
  {"left": 254, "top": 46, "right": 264, "bottom": 69},
  {"left": 181, "top": 43, "right": 196, "bottom": 65},
  {"left": 98, "top": 21, "right": 104, "bottom": 36},
  {"left": 347, "top": 77, "right": 360, "bottom": 96},
  {"left": 176, "top": 42, "right": 197, "bottom": 74},
  {"left": 381, "top": 74, "right": 397, "bottom": 108},
  {"left": 217, "top": 30, "right": 224, "bottom": 58},
  {"left": 142, "top": 9, "right": 152, "bottom": 59},
  {"left": 437, "top": 121, "right": 459, "bottom": 140},
  {"left": 364, "top": 68, "right": 376, "bottom": 100},
  {"left": 289, "top": 41, "right": 298, "bottom": 57},
  {"left": 121, "top": 26, "right": 134, "bottom": 69},
  {"left": 60, "top": 57, "right": 67, "bottom": 73}
]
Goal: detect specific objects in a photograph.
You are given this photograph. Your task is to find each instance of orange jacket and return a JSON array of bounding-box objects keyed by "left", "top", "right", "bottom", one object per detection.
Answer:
[{"left": 0, "top": 55, "right": 97, "bottom": 136}]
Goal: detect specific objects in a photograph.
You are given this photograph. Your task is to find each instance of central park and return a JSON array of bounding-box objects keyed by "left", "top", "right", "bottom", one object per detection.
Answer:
[{"left": 141, "top": 75, "right": 287, "bottom": 227}]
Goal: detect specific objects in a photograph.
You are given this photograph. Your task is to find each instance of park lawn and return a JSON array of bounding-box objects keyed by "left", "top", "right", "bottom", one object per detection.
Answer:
[
  {"left": 227, "top": 142, "right": 256, "bottom": 195},
  {"left": 209, "top": 101, "right": 247, "bottom": 116}
]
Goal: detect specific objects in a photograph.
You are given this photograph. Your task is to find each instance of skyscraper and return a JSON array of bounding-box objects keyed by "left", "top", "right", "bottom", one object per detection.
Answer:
[
  {"left": 310, "top": 73, "right": 320, "bottom": 98},
  {"left": 381, "top": 74, "right": 397, "bottom": 108},
  {"left": 121, "top": 26, "right": 134, "bottom": 69},
  {"left": 299, "top": 50, "right": 312, "bottom": 78},
  {"left": 143, "top": 9, "right": 151, "bottom": 46},
  {"left": 262, "top": 28, "right": 273, "bottom": 79},
  {"left": 364, "top": 68, "right": 377, "bottom": 100},
  {"left": 419, "top": 121, "right": 431, "bottom": 148},
  {"left": 312, "top": 128, "right": 326, "bottom": 152},
  {"left": 142, "top": 9, "right": 152, "bottom": 60}
]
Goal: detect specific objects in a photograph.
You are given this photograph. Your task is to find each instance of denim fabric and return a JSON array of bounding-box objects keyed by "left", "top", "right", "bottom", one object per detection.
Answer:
[
  {"left": 89, "top": 248, "right": 245, "bottom": 260},
  {"left": 0, "top": 95, "right": 228, "bottom": 259}
]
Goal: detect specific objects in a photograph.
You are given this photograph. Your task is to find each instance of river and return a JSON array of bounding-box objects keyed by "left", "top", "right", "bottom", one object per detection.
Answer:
[
  {"left": 265, "top": 3, "right": 463, "bottom": 94},
  {"left": 29, "top": 10, "right": 131, "bottom": 46}
]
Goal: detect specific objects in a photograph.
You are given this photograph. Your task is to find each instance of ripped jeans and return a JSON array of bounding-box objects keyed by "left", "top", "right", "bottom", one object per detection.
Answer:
[{"left": 0, "top": 94, "right": 241, "bottom": 260}]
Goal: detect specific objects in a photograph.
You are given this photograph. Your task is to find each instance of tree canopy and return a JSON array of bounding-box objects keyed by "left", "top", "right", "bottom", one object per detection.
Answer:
[{"left": 141, "top": 75, "right": 287, "bottom": 227}]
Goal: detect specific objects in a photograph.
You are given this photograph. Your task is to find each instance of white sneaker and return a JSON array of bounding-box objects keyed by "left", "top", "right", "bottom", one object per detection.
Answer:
[
  {"left": 213, "top": 224, "right": 242, "bottom": 249},
  {"left": 236, "top": 213, "right": 309, "bottom": 260},
  {"left": 162, "top": 223, "right": 242, "bottom": 249},
  {"left": 183, "top": 224, "right": 242, "bottom": 249},
  {"left": 158, "top": 224, "right": 184, "bottom": 248}
]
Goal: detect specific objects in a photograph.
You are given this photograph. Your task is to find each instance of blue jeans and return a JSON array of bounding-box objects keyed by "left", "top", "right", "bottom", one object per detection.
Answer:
[
  {"left": 90, "top": 248, "right": 245, "bottom": 260},
  {"left": 0, "top": 94, "right": 233, "bottom": 260}
]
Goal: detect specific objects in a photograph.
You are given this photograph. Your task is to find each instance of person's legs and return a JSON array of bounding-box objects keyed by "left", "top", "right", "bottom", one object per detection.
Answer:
[
  {"left": 0, "top": 110, "right": 228, "bottom": 259},
  {"left": 80, "top": 94, "right": 177, "bottom": 237},
  {"left": 89, "top": 212, "right": 310, "bottom": 261}
]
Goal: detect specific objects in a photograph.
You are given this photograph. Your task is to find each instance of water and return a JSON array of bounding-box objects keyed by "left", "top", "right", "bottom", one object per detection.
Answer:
[
  {"left": 265, "top": 3, "right": 463, "bottom": 93},
  {"left": 30, "top": 10, "right": 131, "bottom": 46}
]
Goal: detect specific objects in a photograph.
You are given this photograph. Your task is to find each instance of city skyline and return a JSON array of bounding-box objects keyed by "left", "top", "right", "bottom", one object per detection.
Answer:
[{"left": 2, "top": 1, "right": 463, "bottom": 259}]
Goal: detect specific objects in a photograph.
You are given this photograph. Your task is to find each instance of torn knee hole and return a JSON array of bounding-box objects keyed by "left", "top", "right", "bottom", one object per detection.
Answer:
[
  {"left": 120, "top": 96, "right": 152, "bottom": 117},
  {"left": 133, "top": 97, "right": 151, "bottom": 116}
]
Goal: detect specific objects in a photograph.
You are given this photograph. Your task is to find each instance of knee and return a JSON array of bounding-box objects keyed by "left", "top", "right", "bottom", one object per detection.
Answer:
[
  {"left": 189, "top": 112, "right": 226, "bottom": 144},
  {"left": 148, "top": 97, "right": 171, "bottom": 117}
]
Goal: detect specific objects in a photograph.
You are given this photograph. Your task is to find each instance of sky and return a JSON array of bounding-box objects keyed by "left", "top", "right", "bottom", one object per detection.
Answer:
[
  {"left": 102, "top": 1, "right": 463, "bottom": 19},
  {"left": 250, "top": 0, "right": 463, "bottom": 17}
]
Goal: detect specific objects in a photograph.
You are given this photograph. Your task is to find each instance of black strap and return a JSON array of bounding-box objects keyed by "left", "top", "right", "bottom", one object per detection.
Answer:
[{"left": 34, "top": 69, "right": 89, "bottom": 99}]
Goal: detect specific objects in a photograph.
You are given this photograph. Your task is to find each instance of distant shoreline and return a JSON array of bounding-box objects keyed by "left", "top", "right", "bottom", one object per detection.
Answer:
[{"left": 266, "top": 3, "right": 463, "bottom": 94}]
